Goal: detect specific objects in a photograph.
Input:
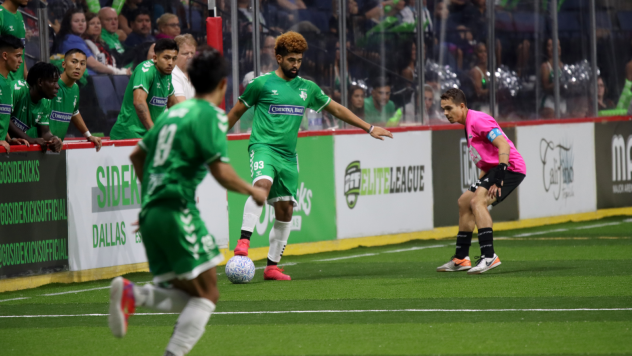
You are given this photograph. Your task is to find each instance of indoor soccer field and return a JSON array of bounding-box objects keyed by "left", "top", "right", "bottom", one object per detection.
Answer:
[{"left": 2, "top": 215, "right": 631, "bottom": 356}]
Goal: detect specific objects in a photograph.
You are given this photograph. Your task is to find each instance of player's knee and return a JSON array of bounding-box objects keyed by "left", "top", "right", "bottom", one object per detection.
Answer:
[
  {"left": 470, "top": 196, "right": 485, "bottom": 210},
  {"left": 458, "top": 195, "right": 471, "bottom": 210}
]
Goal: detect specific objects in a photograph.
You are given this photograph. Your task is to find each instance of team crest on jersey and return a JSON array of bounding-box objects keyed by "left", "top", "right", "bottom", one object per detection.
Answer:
[
  {"left": 56, "top": 96, "right": 62, "bottom": 103},
  {"left": 9, "top": 26, "right": 13, "bottom": 31},
  {"left": 271, "top": 90, "right": 278, "bottom": 95},
  {"left": 300, "top": 91, "right": 307, "bottom": 101}
]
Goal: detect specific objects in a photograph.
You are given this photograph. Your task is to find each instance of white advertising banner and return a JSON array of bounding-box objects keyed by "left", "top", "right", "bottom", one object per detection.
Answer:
[
  {"left": 67, "top": 145, "right": 228, "bottom": 272},
  {"left": 334, "top": 130, "right": 434, "bottom": 239},
  {"left": 517, "top": 123, "right": 597, "bottom": 219}
]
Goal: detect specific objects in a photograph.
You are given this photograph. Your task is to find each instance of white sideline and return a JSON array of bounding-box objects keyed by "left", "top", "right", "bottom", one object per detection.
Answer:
[
  {"left": 0, "top": 297, "right": 30, "bottom": 303},
  {"left": 384, "top": 244, "right": 446, "bottom": 253},
  {"left": 314, "top": 253, "right": 379, "bottom": 262},
  {"left": 2, "top": 308, "right": 632, "bottom": 318},
  {"left": 40, "top": 286, "right": 110, "bottom": 296}
]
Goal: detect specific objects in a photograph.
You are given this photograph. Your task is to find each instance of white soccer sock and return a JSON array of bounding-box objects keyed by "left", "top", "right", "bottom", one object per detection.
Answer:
[
  {"left": 165, "top": 297, "right": 215, "bottom": 356},
  {"left": 267, "top": 220, "right": 292, "bottom": 263},
  {"left": 241, "top": 196, "right": 264, "bottom": 232},
  {"left": 133, "top": 284, "right": 190, "bottom": 313}
]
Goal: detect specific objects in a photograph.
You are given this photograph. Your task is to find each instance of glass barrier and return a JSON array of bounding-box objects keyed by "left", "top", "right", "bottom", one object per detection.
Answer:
[{"left": 598, "top": 0, "right": 631, "bottom": 117}]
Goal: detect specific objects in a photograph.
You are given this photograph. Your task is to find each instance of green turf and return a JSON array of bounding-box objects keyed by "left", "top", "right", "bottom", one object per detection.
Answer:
[{"left": 2, "top": 216, "right": 632, "bottom": 355}]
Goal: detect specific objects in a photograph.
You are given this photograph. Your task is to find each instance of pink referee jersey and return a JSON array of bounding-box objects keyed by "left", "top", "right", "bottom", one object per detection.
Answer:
[{"left": 465, "top": 109, "right": 527, "bottom": 175}]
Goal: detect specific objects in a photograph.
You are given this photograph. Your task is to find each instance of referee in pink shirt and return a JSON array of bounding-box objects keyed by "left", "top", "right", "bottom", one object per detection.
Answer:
[{"left": 437, "top": 88, "right": 527, "bottom": 274}]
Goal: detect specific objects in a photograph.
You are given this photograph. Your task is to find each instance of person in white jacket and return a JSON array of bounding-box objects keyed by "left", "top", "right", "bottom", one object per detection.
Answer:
[{"left": 172, "top": 34, "right": 197, "bottom": 103}]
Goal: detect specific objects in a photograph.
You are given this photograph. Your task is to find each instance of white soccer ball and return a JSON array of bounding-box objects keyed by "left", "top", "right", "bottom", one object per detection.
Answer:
[{"left": 225, "top": 256, "right": 255, "bottom": 284}]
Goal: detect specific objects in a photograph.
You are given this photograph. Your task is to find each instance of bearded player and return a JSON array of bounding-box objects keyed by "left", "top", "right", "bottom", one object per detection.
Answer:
[
  {"left": 227, "top": 32, "right": 393, "bottom": 280},
  {"left": 437, "top": 88, "right": 526, "bottom": 274}
]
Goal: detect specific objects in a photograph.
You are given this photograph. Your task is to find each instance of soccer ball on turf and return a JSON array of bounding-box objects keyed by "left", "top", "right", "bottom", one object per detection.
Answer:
[{"left": 225, "top": 256, "right": 255, "bottom": 284}]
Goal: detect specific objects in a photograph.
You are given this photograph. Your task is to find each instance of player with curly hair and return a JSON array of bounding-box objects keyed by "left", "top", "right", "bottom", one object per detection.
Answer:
[{"left": 228, "top": 31, "right": 393, "bottom": 280}]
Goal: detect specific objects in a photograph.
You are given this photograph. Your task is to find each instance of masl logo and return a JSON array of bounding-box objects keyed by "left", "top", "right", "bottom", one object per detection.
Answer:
[
  {"left": 612, "top": 134, "right": 632, "bottom": 194},
  {"left": 540, "top": 138, "right": 574, "bottom": 201},
  {"left": 344, "top": 160, "right": 425, "bottom": 209}
]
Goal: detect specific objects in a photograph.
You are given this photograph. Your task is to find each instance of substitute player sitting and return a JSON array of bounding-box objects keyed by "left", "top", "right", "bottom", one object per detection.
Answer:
[
  {"left": 108, "top": 48, "right": 267, "bottom": 356},
  {"left": 437, "top": 88, "right": 526, "bottom": 274},
  {"left": 227, "top": 31, "right": 392, "bottom": 280}
]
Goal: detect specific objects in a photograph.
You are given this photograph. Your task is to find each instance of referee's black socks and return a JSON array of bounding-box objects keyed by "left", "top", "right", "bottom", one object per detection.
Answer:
[
  {"left": 477, "top": 228, "right": 495, "bottom": 257},
  {"left": 240, "top": 230, "right": 252, "bottom": 241},
  {"left": 455, "top": 231, "right": 472, "bottom": 259}
]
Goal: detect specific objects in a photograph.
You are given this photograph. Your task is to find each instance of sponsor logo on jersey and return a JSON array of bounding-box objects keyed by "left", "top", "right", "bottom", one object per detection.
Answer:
[
  {"left": 56, "top": 96, "right": 62, "bottom": 103},
  {"left": 149, "top": 96, "right": 168, "bottom": 106},
  {"left": 157, "top": 83, "right": 161, "bottom": 89},
  {"left": 11, "top": 116, "right": 29, "bottom": 132},
  {"left": 271, "top": 90, "right": 278, "bottom": 95},
  {"left": 9, "top": 25, "right": 13, "bottom": 32},
  {"left": 50, "top": 110, "right": 72, "bottom": 123},
  {"left": 268, "top": 105, "right": 304, "bottom": 116},
  {"left": 343, "top": 160, "right": 425, "bottom": 209},
  {"left": 0, "top": 103, "right": 11, "bottom": 115}
]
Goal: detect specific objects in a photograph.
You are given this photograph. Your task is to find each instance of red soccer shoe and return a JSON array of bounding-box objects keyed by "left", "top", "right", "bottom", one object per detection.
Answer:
[
  {"left": 263, "top": 266, "right": 292, "bottom": 280},
  {"left": 233, "top": 239, "right": 250, "bottom": 256},
  {"left": 108, "top": 277, "right": 136, "bottom": 338}
]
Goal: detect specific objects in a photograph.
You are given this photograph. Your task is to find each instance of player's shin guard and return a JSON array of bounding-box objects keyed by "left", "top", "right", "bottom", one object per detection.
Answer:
[
  {"left": 455, "top": 231, "right": 473, "bottom": 258},
  {"left": 241, "top": 196, "right": 264, "bottom": 239},
  {"left": 477, "top": 227, "right": 495, "bottom": 257},
  {"left": 165, "top": 297, "right": 215, "bottom": 356},
  {"left": 133, "top": 284, "right": 190, "bottom": 313},
  {"left": 268, "top": 220, "right": 291, "bottom": 263}
]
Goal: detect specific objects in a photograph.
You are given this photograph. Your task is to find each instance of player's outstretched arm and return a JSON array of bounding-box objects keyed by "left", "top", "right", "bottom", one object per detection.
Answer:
[
  {"left": 227, "top": 100, "right": 248, "bottom": 131},
  {"left": 324, "top": 100, "right": 393, "bottom": 140},
  {"left": 129, "top": 145, "right": 147, "bottom": 182},
  {"left": 208, "top": 160, "right": 266, "bottom": 205}
]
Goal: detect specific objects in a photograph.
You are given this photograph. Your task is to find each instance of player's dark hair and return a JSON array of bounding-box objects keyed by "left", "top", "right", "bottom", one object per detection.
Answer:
[
  {"left": 0, "top": 35, "right": 24, "bottom": 53},
  {"left": 64, "top": 48, "right": 87, "bottom": 58},
  {"left": 188, "top": 48, "right": 227, "bottom": 95},
  {"left": 154, "top": 38, "right": 179, "bottom": 55},
  {"left": 131, "top": 7, "right": 151, "bottom": 22},
  {"left": 27, "top": 62, "right": 60, "bottom": 88},
  {"left": 371, "top": 76, "right": 390, "bottom": 89},
  {"left": 441, "top": 88, "right": 468, "bottom": 107}
]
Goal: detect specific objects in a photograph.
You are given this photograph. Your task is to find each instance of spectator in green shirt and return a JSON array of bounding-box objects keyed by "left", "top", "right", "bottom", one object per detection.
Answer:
[
  {"left": 364, "top": 76, "right": 396, "bottom": 124},
  {"left": 98, "top": 7, "right": 126, "bottom": 55}
]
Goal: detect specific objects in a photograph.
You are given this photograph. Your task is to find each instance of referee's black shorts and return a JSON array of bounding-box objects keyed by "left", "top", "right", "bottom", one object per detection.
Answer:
[{"left": 469, "top": 170, "right": 525, "bottom": 206}]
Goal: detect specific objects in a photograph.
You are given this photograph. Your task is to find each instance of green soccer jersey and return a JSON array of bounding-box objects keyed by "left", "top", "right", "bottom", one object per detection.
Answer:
[
  {"left": 110, "top": 60, "right": 174, "bottom": 140},
  {"left": 239, "top": 72, "right": 331, "bottom": 156},
  {"left": 0, "top": 6, "right": 26, "bottom": 82},
  {"left": 49, "top": 79, "right": 80, "bottom": 139},
  {"left": 0, "top": 73, "right": 13, "bottom": 140},
  {"left": 101, "top": 28, "right": 125, "bottom": 54},
  {"left": 11, "top": 80, "right": 51, "bottom": 138},
  {"left": 138, "top": 99, "right": 229, "bottom": 209},
  {"left": 364, "top": 97, "right": 396, "bottom": 124}
]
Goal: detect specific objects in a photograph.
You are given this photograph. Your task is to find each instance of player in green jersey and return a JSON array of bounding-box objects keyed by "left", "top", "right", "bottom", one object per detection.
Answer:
[
  {"left": 50, "top": 49, "right": 102, "bottom": 150},
  {"left": 8, "top": 62, "right": 63, "bottom": 152},
  {"left": 227, "top": 31, "right": 393, "bottom": 280},
  {"left": 110, "top": 38, "right": 179, "bottom": 140},
  {"left": 0, "top": 0, "right": 28, "bottom": 81},
  {"left": 108, "top": 48, "right": 267, "bottom": 356},
  {"left": 0, "top": 35, "right": 28, "bottom": 153}
]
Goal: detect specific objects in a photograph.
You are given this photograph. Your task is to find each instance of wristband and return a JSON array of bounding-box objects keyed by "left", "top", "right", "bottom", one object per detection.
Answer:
[
  {"left": 368, "top": 125, "right": 374, "bottom": 134},
  {"left": 83, "top": 131, "right": 92, "bottom": 138}
]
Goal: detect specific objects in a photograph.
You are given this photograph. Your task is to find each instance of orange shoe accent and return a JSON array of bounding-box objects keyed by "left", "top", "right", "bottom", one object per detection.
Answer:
[
  {"left": 263, "top": 266, "right": 291, "bottom": 281},
  {"left": 454, "top": 258, "right": 471, "bottom": 267},
  {"left": 234, "top": 239, "right": 250, "bottom": 257}
]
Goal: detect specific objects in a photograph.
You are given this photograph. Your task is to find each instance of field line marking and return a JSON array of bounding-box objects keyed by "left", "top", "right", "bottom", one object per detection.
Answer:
[
  {"left": 384, "top": 244, "right": 447, "bottom": 253},
  {"left": 0, "top": 297, "right": 30, "bottom": 303},
  {"left": 576, "top": 222, "right": 621, "bottom": 230},
  {"left": 513, "top": 228, "right": 568, "bottom": 237},
  {"left": 3, "top": 308, "right": 632, "bottom": 318},
  {"left": 40, "top": 286, "right": 111, "bottom": 296},
  {"left": 254, "top": 262, "right": 297, "bottom": 270},
  {"left": 314, "top": 253, "right": 378, "bottom": 262}
]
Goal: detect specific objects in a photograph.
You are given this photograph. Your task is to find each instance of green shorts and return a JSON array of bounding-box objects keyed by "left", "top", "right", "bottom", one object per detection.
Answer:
[
  {"left": 249, "top": 144, "right": 298, "bottom": 207},
  {"left": 139, "top": 200, "right": 223, "bottom": 283}
]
